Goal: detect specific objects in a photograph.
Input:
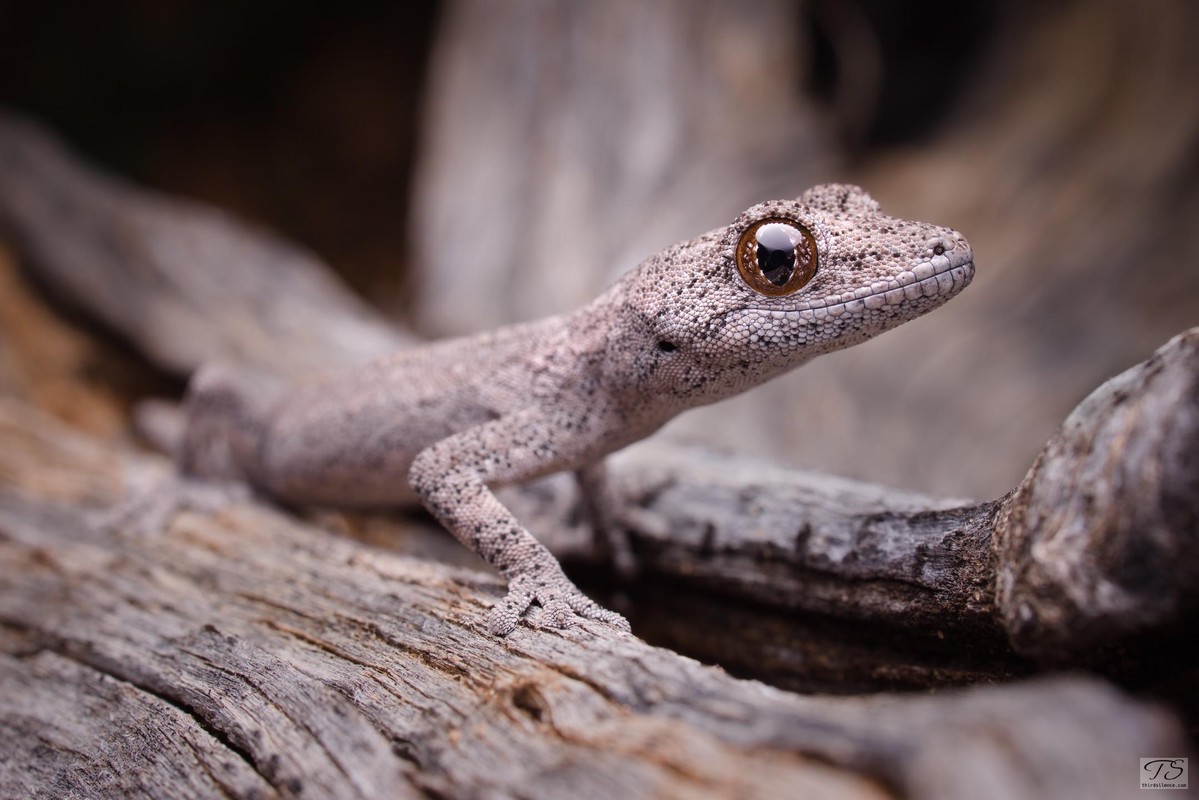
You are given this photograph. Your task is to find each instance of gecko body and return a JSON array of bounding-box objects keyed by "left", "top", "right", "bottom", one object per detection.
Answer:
[{"left": 180, "top": 184, "right": 975, "bottom": 635}]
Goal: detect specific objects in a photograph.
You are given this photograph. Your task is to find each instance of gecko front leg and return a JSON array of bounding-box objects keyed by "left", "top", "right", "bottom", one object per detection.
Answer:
[{"left": 408, "top": 411, "right": 631, "bottom": 636}]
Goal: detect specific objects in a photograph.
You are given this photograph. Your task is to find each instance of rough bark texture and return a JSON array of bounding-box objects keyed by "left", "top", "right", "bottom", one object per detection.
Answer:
[
  {"left": 994, "top": 330, "right": 1199, "bottom": 662},
  {"left": 1, "top": 113, "right": 1197, "bottom": 797},
  {"left": 0, "top": 401, "right": 1189, "bottom": 800},
  {"left": 501, "top": 453, "right": 1016, "bottom": 694}
]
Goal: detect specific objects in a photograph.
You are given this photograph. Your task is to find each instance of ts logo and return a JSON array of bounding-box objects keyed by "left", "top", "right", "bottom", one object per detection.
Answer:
[{"left": 1143, "top": 759, "right": 1186, "bottom": 781}]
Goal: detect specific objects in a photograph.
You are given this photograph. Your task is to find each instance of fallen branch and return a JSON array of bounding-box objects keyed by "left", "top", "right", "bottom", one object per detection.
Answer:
[
  {"left": 0, "top": 400, "right": 1188, "bottom": 799},
  {"left": 1, "top": 111, "right": 1197, "bottom": 796},
  {"left": 1, "top": 110, "right": 1196, "bottom": 676}
]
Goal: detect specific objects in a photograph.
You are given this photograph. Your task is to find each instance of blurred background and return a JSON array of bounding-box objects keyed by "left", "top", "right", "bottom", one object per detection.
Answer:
[{"left": 1, "top": 0, "right": 1197, "bottom": 500}]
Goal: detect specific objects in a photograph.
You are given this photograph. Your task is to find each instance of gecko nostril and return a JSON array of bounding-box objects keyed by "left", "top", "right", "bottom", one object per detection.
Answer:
[{"left": 926, "top": 236, "right": 952, "bottom": 257}]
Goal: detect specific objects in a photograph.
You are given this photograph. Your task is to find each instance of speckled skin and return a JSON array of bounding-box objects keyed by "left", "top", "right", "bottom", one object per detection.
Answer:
[{"left": 180, "top": 184, "right": 975, "bottom": 635}]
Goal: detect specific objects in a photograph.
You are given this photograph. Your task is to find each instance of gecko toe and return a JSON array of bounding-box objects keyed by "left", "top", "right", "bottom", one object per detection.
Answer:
[
  {"left": 489, "top": 584, "right": 535, "bottom": 636},
  {"left": 587, "top": 607, "right": 632, "bottom": 632},
  {"left": 491, "top": 571, "right": 629, "bottom": 635},
  {"left": 487, "top": 607, "right": 520, "bottom": 637},
  {"left": 566, "top": 591, "right": 631, "bottom": 632},
  {"left": 541, "top": 595, "right": 577, "bottom": 628}
]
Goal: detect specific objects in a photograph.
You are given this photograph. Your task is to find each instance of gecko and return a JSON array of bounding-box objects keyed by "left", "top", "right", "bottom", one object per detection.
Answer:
[{"left": 177, "top": 184, "right": 975, "bottom": 636}]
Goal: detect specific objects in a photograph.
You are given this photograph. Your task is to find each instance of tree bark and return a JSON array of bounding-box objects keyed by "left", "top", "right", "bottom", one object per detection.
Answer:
[
  {"left": 0, "top": 400, "right": 1189, "bottom": 800},
  {"left": 994, "top": 330, "right": 1199, "bottom": 662}
]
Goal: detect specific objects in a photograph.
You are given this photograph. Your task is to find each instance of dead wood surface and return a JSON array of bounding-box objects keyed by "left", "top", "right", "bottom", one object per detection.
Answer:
[
  {"left": 4, "top": 110, "right": 1196, "bottom": 676},
  {"left": 1, "top": 112, "right": 1197, "bottom": 797},
  {"left": 0, "top": 400, "right": 1190, "bottom": 800},
  {"left": 994, "top": 329, "right": 1199, "bottom": 662}
]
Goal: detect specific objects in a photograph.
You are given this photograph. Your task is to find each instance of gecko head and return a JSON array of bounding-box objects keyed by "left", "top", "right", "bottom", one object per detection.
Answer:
[{"left": 613, "top": 183, "right": 975, "bottom": 406}]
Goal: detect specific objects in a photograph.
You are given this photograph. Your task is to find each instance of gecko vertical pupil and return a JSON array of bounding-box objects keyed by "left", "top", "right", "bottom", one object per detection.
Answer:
[
  {"left": 735, "top": 218, "right": 817, "bottom": 297},
  {"left": 756, "top": 225, "right": 798, "bottom": 285}
]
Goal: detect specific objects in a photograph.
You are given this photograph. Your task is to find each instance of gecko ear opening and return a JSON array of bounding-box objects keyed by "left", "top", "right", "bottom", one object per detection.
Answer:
[{"left": 735, "top": 218, "right": 818, "bottom": 296}]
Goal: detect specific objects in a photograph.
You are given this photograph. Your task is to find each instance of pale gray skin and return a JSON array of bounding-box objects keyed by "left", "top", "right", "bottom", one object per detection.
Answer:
[{"left": 180, "top": 184, "right": 975, "bottom": 635}]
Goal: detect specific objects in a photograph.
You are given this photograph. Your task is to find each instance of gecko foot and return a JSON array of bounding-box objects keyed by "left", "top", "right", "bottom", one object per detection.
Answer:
[
  {"left": 93, "top": 468, "right": 253, "bottom": 538},
  {"left": 488, "top": 569, "right": 631, "bottom": 636}
]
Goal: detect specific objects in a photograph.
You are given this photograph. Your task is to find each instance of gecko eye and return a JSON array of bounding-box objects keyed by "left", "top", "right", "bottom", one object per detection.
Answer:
[{"left": 735, "top": 218, "right": 818, "bottom": 296}]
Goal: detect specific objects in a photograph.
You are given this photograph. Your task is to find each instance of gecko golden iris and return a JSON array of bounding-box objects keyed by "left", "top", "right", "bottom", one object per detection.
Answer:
[
  {"left": 735, "top": 217, "right": 818, "bottom": 296},
  {"left": 179, "top": 184, "right": 975, "bottom": 635}
]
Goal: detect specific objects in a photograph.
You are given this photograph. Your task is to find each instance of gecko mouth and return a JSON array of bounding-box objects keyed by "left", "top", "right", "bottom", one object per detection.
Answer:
[{"left": 748, "top": 253, "right": 974, "bottom": 321}]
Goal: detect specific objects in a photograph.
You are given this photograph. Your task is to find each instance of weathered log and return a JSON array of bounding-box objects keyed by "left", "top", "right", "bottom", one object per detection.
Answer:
[
  {"left": 0, "top": 399, "right": 1189, "bottom": 800},
  {"left": 994, "top": 329, "right": 1199, "bottom": 662},
  {"left": 1, "top": 110, "right": 1197, "bottom": 796},
  {"left": 497, "top": 457, "right": 1021, "bottom": 693},
  {"left": 1, "top": 110, "right": 1196, "bottom": 681},
  {"left": 0, "top": 112, "right": 409, "bottom": 381}
]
